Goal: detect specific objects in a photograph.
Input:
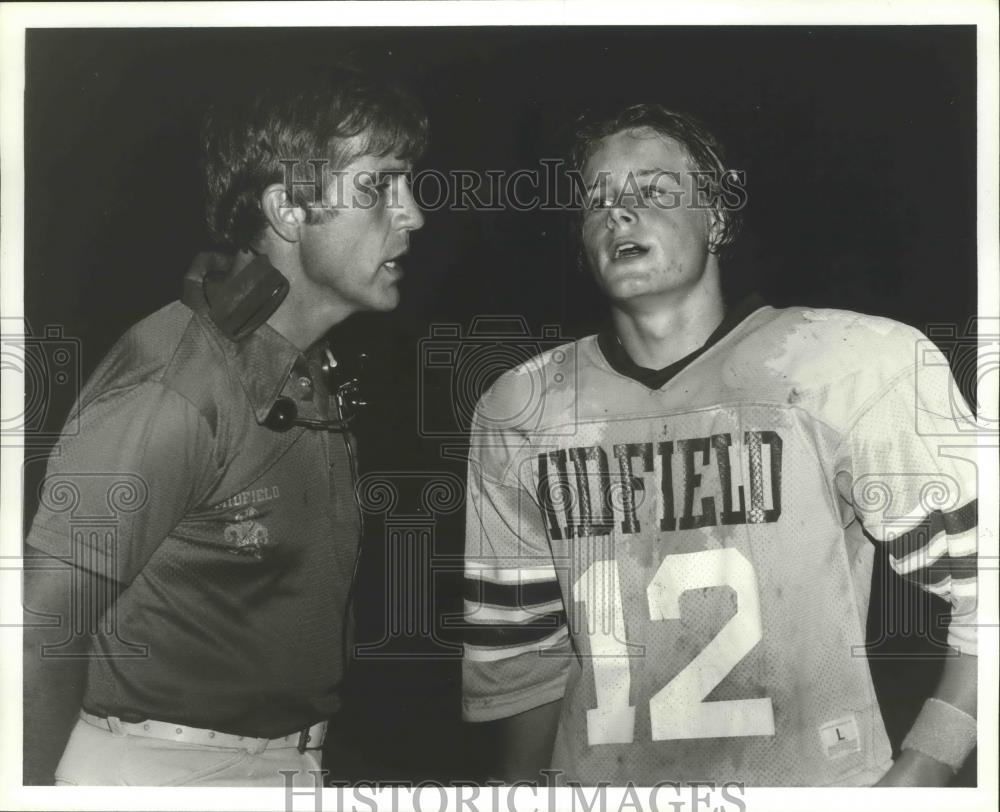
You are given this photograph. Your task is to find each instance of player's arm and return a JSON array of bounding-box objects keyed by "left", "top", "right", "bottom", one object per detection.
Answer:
[
  {"left": 873, "top": 489, "right": 978, "bottom": 785},
  {"left": 21, "top": 546, "right": 121, "bottom": 785},
  {"left": 462, "top": 388, "right": 572, "bottom": 784},
  {"left": 842, "top": 330, "right": 979, "bottom": 785},
  {"left": 490, "top": 698, "right": 563, "bottom": 784},
  {"left": 876, "top": 651, "right": 976, "bottom": 786},
  {"left": 463, "top": 494, "right": 571, "bottom": 784}
]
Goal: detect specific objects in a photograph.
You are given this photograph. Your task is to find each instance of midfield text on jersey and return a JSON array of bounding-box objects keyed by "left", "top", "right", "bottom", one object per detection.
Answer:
[{"left": 535, "top": 431, "right": 782, "bottom": 540}]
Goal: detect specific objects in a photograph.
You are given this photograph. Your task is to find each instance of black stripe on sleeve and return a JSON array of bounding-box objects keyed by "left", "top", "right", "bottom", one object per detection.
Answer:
[
  {"left": 463, "top": 610, "right": 568, "bottom": 648},
  {"left": 949, "top": 552, "right": 979, "bottom": 581},
  {"left": 888, "top": 498, "right": 977, "bottom": 560},
  {"left": 899, "top": 552, "right": 977, "bottom": 589},
  {"left": 943, "top": 498, "right": 978, "bottom": 535},
  {"left": 463, "top": 576, "right": 562, "bottom": 609}
]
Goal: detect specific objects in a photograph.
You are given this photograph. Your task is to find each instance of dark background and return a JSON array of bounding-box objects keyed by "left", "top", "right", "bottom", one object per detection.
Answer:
[{"left": 23, "top": 26, "right": 978, "bottom": 784}]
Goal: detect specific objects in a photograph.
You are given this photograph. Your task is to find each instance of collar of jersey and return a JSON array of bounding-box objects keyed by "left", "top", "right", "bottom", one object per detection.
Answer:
[{"left": 597, "top": 293, "right": 768, "bottom": 391}]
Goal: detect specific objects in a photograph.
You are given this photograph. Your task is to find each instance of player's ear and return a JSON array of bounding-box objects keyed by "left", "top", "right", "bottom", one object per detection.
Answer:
[{"left": 261, "top": 183, "right": 306, "bottom": 243}]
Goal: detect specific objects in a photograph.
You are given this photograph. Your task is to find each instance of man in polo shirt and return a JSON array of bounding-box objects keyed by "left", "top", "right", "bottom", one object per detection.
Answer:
[
  {"left": 23, "top": 66, "right": 426, "bottom": 786},
  {"left": 462, "top": 104, "right": 978, "bottom": 785}
]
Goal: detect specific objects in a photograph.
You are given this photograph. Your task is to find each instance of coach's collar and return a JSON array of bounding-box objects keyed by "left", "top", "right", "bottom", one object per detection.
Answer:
[
  {"left": 182, "top": 252, "right": 312, "bottom": 424},
  {"left": 598, "top": 293, "right": 768, "bottom": 390}
]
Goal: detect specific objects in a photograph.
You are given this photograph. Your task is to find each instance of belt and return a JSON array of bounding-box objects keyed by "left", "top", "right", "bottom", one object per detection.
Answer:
[{"left": 80, "top": 710, "right": 327, "bottom": 754}]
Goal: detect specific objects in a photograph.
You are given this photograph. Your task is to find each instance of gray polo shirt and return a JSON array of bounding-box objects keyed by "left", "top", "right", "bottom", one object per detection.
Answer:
[{"left": 27, "top": 278, "right": 361, "bottom": 737}]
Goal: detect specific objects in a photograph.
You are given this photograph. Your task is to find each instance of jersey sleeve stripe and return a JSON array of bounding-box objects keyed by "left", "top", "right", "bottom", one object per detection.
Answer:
[
  {"left": 465, "top": 599, "right": 565, "bottom": 623},
  {"left": 948, "top": 553, "right": 978, "bottom": 580},
  {"left": 464, "top": 564, "right": 559, "bottom": 584},
  {"left": 464, "top": 626, "right": 569, "bottom": 663},
  {"left": 949, "top": 578, "right": 977, "bottom": 598},
  {"left": 894, "top": 531, "right": 948, "bottom": 575},
  {"left": 463, "top": 576, "right": 562, "bottom": 608},
  {"left": 943, "top": 498, "right": 978, "bottom": 534},
  {"left": 463, "top": 610, "right": 568, "bottom": 648},
  {"left": 948, "top": 526, "right": 978, "bottom": 557},
  {"left": 887, "top": 498, "right": 977, "bottom": 559},
  {"left": 892, "top": 552, "right": 977, "bottom": 588},
  {"left": 922, "top": 578, "right": 952, "bottom": 597},
  {"left": 894, "top": 527, "right": 975, "bottom": 575}
]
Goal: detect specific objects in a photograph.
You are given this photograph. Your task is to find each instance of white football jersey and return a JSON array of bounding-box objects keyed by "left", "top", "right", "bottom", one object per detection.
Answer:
[{"left": 462, "top": 298, "right": 978, "bottom": 786}]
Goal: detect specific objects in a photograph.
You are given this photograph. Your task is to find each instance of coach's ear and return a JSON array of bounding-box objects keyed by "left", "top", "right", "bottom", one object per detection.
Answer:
[{"left": 260, "top": 183, "right": 306, "bottom": 243}]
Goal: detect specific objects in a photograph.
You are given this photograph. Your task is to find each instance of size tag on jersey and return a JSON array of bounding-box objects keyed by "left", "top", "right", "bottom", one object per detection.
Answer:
[{"left": 819, "top": 716, "right": 862, "bottom": 759}]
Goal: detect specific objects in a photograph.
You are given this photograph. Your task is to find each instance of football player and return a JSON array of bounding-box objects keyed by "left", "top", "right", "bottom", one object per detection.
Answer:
[{"left": 462, "top": 104, "right": 978, "bottom": 786}]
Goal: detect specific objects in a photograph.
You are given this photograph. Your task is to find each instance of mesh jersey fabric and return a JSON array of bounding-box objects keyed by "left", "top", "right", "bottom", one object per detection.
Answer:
[
  {"left": 27, "top": 296, "right": 362, "bottom": 738},
  {"left": 462, "top": 304, "right": 978, "bottom": 786}
]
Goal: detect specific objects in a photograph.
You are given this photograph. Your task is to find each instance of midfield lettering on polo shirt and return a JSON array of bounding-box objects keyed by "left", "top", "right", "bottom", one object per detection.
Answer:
[
  {"left": 535, "top": 431, "right": 782, "bottom": 540},
  {"left": 213, "top": 485, "right": 281, "bottom": 511}
]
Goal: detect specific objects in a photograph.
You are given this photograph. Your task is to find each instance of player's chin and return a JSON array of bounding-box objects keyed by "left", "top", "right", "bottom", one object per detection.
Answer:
[
  {"left": 368, "top": 280, "right": 402, "bottom": 311},
  {"left": 600, "top": 270, "right": 655, "bottom": 300},
  {"left": 599, "top": 258, "right": 653, "bottom": 281}
]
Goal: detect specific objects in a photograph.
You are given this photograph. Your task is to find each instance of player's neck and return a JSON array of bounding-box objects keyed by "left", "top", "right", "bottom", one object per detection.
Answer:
[{"left": 610, "top": 274, "right": 725, "bottom": 370}]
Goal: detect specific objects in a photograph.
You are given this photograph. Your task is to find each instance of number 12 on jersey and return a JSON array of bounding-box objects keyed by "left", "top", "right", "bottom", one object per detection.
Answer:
[{"left": 572, "top": 548, "right": 776, "bottom": 746}]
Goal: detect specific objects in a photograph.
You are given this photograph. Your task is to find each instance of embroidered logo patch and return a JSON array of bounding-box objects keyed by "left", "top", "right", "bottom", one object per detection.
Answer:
[
  {"left": 224, "top": 506, "right": 272, "bottom": 559},
  {"left": 819, "top": 715, "right": 861, "bottom": 759}
]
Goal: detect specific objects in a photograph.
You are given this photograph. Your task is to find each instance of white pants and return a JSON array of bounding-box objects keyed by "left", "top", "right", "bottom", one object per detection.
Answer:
[{"left": 54, "top": 716, "right": 324, "bottom": 787}]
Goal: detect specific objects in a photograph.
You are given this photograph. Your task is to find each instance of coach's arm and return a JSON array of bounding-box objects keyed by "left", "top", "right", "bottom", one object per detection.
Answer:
[{"left": 22, "top": 545, "right": 120, "bottom": 785}]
